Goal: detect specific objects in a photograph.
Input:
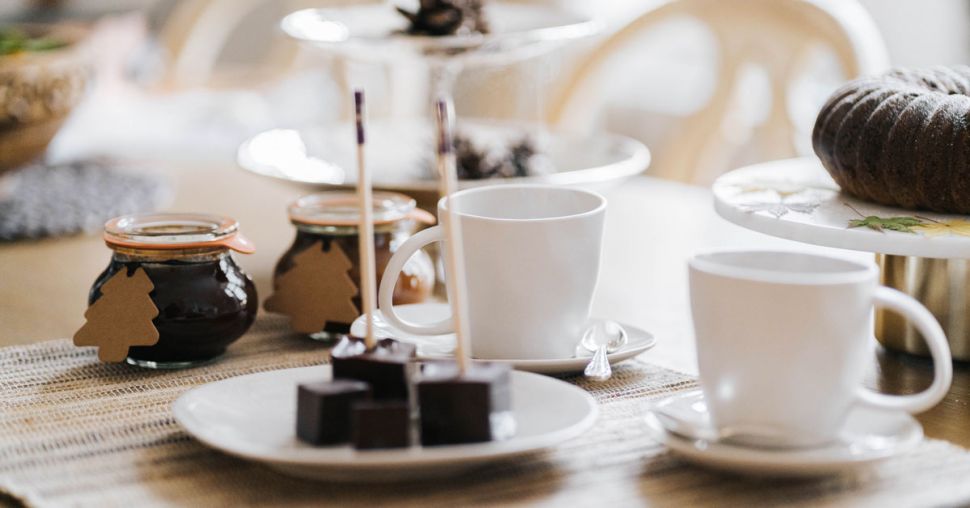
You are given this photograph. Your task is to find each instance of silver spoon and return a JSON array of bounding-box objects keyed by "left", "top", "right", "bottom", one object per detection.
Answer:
[{"left": 580, "top": 319, "right": 628, "bottom": 381}]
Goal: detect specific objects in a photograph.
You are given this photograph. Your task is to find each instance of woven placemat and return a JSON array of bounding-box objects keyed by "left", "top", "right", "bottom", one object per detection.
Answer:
[
  {"left": 3, "top": 316, "right": 970, "bottom": 507},
  {"left": 0, "top": 159, "right": 170, "bottom": 241}
]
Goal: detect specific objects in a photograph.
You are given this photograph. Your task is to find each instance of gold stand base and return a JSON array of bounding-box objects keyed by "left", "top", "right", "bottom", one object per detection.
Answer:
[{"left": 876, "top": 254, "right": 970, "bottom": 360}]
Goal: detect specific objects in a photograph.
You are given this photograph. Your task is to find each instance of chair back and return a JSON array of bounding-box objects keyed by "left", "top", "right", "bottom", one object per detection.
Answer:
[{"left": 548, "top": 0, "right": 889, "bottom": 184}]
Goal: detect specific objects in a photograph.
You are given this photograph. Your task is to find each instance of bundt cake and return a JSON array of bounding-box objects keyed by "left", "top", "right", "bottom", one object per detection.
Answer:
[{"left": 812, "top": 66, "right": 970, "bottom": 214}]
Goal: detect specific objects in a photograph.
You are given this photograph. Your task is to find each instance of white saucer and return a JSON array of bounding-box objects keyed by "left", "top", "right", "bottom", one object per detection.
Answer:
[
  {"left": 173, "top": 366, "right": 597, "bottom": 482},
  {"left": 644, "top": 391, "right": 923, "bottom": 477},
  {"left": 350, "top": 303, "right": 657, "bottom": 374}
]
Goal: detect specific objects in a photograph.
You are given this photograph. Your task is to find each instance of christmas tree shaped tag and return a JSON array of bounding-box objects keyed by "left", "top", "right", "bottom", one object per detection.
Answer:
[
  {"left": 74, "top": 267, "right": 160, "bottom": 362},
  {"left": 264, "top": 241, "right": 360, "bottom": 334}
]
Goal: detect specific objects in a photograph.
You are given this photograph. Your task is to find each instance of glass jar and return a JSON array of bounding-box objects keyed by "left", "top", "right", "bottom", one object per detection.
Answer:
[
  {"left": 88, "top": 213, "right": 258, "bottom": 368},
  {"left": 268, "top": 191, "right": 436, "bottom": 341}
]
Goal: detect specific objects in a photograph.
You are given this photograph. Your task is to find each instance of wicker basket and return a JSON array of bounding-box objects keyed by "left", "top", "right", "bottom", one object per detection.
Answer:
[{"left": 0, "top": 23, "right": 90, "bottom": 172}]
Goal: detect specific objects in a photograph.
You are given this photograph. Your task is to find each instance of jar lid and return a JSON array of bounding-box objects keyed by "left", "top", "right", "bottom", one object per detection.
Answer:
[
  {"left": 288, "top": 191, "right": 436, "bottom": 227},
  {"left": 103, "top": 212, "right": 255, "bottom": 253}
]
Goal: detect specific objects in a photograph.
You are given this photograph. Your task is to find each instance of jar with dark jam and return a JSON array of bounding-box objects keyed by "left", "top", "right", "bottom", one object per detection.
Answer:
[
  {"left": 88, "top": 213, "right": 258, "bottom": 368},
  {"left": 266, "top": 191, "right": 436, "bottom": 341}
]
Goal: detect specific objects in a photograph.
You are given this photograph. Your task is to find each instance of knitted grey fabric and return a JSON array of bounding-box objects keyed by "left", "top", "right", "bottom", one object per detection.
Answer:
[{"left": 0, "top": 159, "right": 170, "bottom": 241}]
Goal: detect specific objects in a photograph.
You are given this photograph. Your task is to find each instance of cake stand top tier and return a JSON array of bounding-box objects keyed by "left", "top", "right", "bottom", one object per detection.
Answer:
[
  {"left": 281, "top": 2, "right": 599, "bottom": 67},
  {"left": 713, "top": 157, "right": 970, "bottom": 259}
]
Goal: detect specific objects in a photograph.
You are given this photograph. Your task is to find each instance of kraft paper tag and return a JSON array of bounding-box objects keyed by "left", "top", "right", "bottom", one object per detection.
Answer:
[
  {"left": 73, "top": 267, "right": 160, "bottom": 362},
  {"left": 264, "top": 241, "right": 360, "bottom": 333}
]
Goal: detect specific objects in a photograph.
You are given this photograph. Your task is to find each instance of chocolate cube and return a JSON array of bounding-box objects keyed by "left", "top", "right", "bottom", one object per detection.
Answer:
[
  {"left": 417, "top": 361, "right": 513, "bottom": 446},
  {"left": 351, "top": 400, "right": 411, "bottom": 449},
  {"left": 296, "top": 379, "right": 371, "bottom": 445},
  {"left": 331, "top": 336, "right": 417, "bottom": 400}
]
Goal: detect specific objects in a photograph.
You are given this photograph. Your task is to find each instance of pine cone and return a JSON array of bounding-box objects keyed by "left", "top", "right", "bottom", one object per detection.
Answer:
[
  {"left": 453, "top": 132, "right": 538, "bottom": 180},
  {"left": 397, "top": 0, "right": 489, "bottom": 36}
]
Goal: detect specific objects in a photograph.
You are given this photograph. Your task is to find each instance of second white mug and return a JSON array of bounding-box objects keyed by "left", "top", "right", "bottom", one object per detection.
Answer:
[
  {"left": 378, "top": 184, "right": 606, "bottom": 360},
  {"left": 689, "top": 250, "right": 953, "bottom": 448}
]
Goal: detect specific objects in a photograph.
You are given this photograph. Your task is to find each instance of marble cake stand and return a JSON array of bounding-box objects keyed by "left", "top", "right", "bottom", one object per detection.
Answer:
[
  {"left": 713, "top": 157, "right": 970, "bottom": 360},
  {"left": 713, "top": 157, "right": 970, "bottom": 259}
]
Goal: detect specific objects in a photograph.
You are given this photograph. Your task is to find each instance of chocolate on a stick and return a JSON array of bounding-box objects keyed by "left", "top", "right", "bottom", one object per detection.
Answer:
[
  {"left": 434, "top": 98, "right": 472, "bottom": 375},
  {"left": 415, "top": 100, "right": 516, "bottom": 446},
  {"left": 417, "top": 361, "right": 513, "bottom": 445},
  {"left": 331, "top": 91, "right": 418, "bottom": 401},
  {"left": 354, "top": 89, "right": 378, "bottom": 350},
  {"left": 331, "top": 336, "right": 417, "bottom": 400}
]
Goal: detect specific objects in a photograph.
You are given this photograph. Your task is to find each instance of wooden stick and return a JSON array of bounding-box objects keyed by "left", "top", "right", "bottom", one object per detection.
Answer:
[
  {"left": 355, "top": 90, "right": 377, "bottom": 350},
  {"left": 435, "top": 98, "right": 470, "bottom": 374}
]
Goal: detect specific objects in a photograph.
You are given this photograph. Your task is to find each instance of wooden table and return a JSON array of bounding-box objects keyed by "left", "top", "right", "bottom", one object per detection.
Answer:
[{"left": 1, "top": 162, "right": 967, "bottom": 447}]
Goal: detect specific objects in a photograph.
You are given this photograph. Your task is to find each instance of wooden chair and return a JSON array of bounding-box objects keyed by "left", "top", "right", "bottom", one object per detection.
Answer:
[
  {"left": 547, "top": 0, "right": 890, "bottom": 184},
  {"left": 157, "top": 0, "right": 410, "bottom": 120},
  {"left": 157, "top": 0, "right": 313, "bottom": 90}
]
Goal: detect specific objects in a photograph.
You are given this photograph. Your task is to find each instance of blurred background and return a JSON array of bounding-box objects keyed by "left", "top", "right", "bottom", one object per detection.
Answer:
[
  {"left": 0, "top": 0, "right": 965, "bottom": 342},
  {"left": 1, "top": 0, "right": 966, "bottom": 183}
]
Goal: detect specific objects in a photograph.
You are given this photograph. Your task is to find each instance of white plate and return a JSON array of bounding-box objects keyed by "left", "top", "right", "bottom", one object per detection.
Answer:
[
  {"left": 236, "top": 119, "right": 649, "bottom": 192},
  {"left": 281, "top": 3, "right": 599, "bottom": 66},
  {"left": 644, "top": 391, "right": 923, "bottom": 477},
  {"left": 173, "top": 366, "right": 597, "bottom": 481},
  {"left": 350, "top": 303, "right": 657, "bottom": 374},
  {"left": 713, "top": 157, "right": 970, "bottom": 259}
]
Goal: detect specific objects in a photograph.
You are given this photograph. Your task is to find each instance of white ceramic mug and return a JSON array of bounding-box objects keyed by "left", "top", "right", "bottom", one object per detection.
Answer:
[
  {"left": 378, "top": 185, "right": 606, "bottom": 360},
  {"left": 689, "top": 250, "right": 952, "bottom": 448}
]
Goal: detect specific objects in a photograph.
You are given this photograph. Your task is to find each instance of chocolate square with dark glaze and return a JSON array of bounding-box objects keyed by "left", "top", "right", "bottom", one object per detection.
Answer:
[
  {"left": 330, "top": 336, "right": 417, "bottom": 400},
  {"left": 351, "top": 400, "right": 411, "bottom": 449},
  {"left": 296, "top": 379, "right": 371, "bottom": 445},
  {"left": 417, "top": 361, "right": 512, "bottom": 446}
]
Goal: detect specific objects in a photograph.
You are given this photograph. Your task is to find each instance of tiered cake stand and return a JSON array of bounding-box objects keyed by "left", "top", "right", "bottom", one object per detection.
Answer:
[
  {"left": 713, "top": 157, "right": 970, "bottom": 360},
  {"left": 236, "top": 2, "right": 650, "bottom": 194}
]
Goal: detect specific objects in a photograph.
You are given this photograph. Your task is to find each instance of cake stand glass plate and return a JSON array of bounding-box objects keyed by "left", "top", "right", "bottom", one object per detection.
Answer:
[
  {"left": 237, "top": 119, "right": 650, "bottom": 192},
  {"left": 281, "top": 2, "right": 599, "bottom": 66},
  {"left": 713, "top": 157, "right": 970, "bottom": 259},
  {"left": 172, "top": 365, "right": 597, "bottom": 482},
  {"left": 350, "top": 303, "right": 657, "bottom": 374}
]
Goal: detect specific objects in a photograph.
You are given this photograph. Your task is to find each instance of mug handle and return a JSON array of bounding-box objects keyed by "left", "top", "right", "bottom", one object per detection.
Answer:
[
  {"left": 855, "top": 286, "right": 953, "bottom": 413},
  {"left": 378, "top": 225, "right": 455, "bottom": 335}
]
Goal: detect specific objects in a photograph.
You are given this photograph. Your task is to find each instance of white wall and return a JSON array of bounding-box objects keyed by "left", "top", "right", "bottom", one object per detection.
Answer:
[{"left": 859, "top": 0, "right": 970, "bottom": 67}]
